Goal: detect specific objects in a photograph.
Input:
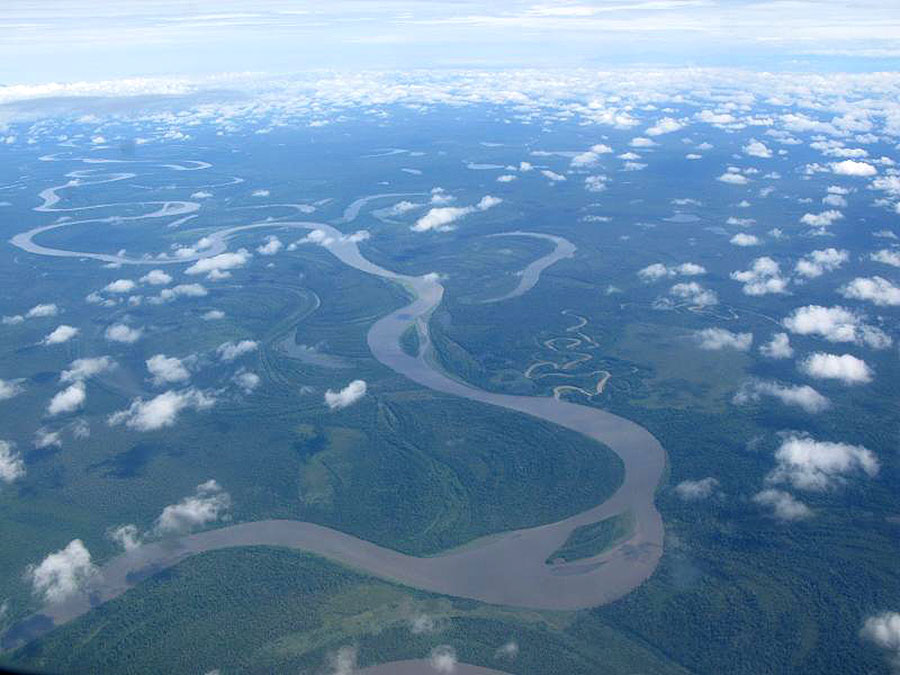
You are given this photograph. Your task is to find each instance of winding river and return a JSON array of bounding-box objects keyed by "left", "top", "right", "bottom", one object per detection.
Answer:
[{"left": 3, "top": 165, "right": 666, "bottom": 665}]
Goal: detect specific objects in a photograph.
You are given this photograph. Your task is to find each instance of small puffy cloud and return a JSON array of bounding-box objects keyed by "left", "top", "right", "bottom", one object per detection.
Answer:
[
  {"left": 638, "top": 262, "right": 705, "bottom": 281},
  {"left": 800, "top": 210, "right": 843, "bottom": 228},
  {"left": 477, "top": 195, "right": 502, "bottom": 210},
  {"left": 0, "top": 378, "right": 24, "bottom": 400},
  {"left": 47, "top": 382, "right": 86, "bottom": 416},
  {"left": 191, "top": 190, "right": 213, "bottom": 199},
  {"left": 256, "top": 235, "right": 283, "bottom": 256},
  {"left": 831, "top": 160, "right": 876, "bottom": 176},
  {"left": 34, "top": 428, "right": 62, "bottom": 449},
  {"left": 216, "top": 339, "right": 258, "bottom": 362},
  {"left": 42, "top": 324, "right": 79, "bottom": 345},
  {"left": 718, "top": 172, "right": 749, "bottom": 185},
  {"left": 752, "top": 489, "right": 812, "bottom": 521},
  {"left": 153, "top": 479, "right": 231, "bottom": 536},
  {"left": 146, "top": 354, "right": 191, "bottom": 386},
  {"left": 26, "top": 539, "right": 97, "bottom": 603},
  {"left": 669, "top": 282, "right": 717, "bottom": 307},
  {"left": 71, "top": 419, "right": 90, "bottom": 439},
  {"left": 675, "top": 262, "right": 706, "bottom": 276},
  {"left": 324, "top": 379, "right": 367, "bottom": 410},
  {"left": 800, "top": 352, "right": 873, "bottom": 385},
  {"left": 730, "top": 233, "right": 760, "bottom": 247},
  {"left": 694, "top": 328, "right": 752, "bottom": 351},
  {"left": 743, "top": 139, "right": 772, "bottom": 158},
  {"left": 26, "top": 303, "right": 59, "bottom": 318},
  {"left": 412, "top": 195, "right": 501, "bottom": 232},
  {"left": 760, "top": 332, "right": 794, "bottom": 359},
  {"left": 202, "top": 309, "right": 225, "bottom": 320},
  {"left": 861, "top": 612, "right": 900, "bottom": 668},
  {"left": 767, "top": 434, "right": 878, "bottom": 491},
  {"left": 795, "top": 248, "right": 848, "bottom": 278},
  {"left": 429, "top": 645, "right": 458, "bottom": 674},
  {"left": 639, "top": 263, "right": 671, "bottom": 282},
  {"left": 871, "top": 249, "right": 900, "bottom": 267},
  {"left": 571, "top": 144, "right": 612, "bottom": 167},
  {"left": 109, "top": 524, "right": 141, "bottom": 552},
  {"left": 105, "top": 323, "right": 142, "bottom": 343},
  {"left": 185, "top": 249, "right": 251, "bottom": 278},
  {"left": 645, "top": 117, "right": 682, "bottom": 136},
  {"left": 108, "top": 388, "right": 214, "bottom": 431},
  {"left": 252, "top": 189, "right": 270, "bottom": 197},
  {"left": 386, "top": 200, "right": 418, "bottom": 216},
  {"left": 140, "top": 269, "right": 172, "bottom": 285},
  {"left": 730, "top": 257, "right": 788, "bottom": 295},
  {"left": 103, "top": 279, "right": 136, "bottom": 294},
  {"left": 733, "top": 379, "right": 829, "bottom": 414},
  {"left": 675, "top": 477, "right": 719, "bottom": 501},
  {"left": 584, "top": 174, "right": 608, "bottom": 192},
  {"left": 149, "top": 283, "right": 208, "bottom": 304},
  {"left": 497, "top": 174, "right": 517, "bottom": 182},
  {"left": 782, "top": 305, "right": 891, "bottom": 349},
  {"left": 233, "top": 369, "right": 260, "bottom": 394},
  {"left": 630, "top": 137, "right": 656, "bottom": 148},
  {"left": 541, "top": 169, "right": 567, "bottom": 182},
  {"left": 839, "top": 276, "right": 900, "bottom": 306},
  {"left": 0, "top": 440, "right": 25, "bottom": 484},
  {"left": 61, "top": 356, "right": 115, "bottom": 383}
]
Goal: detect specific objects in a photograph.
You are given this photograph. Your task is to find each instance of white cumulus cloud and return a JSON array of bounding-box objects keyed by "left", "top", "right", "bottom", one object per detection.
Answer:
[
  {"left": 47, "top": 381, "right": 86, "bottom": 416},
  {"left": 731, "top": 257, "right": 789, "bottom": 295},
  {"left": 794, "top": 248, "right": 848, "bottom": 278},
  {"left": 645, "top": 117, "right": 682, "bottom": 136},
  {"left": 146, "top": 354, "right": 191, "bottom": 386},
  {"left": 730, "top": 233, "right": 760, "bottom": 247},
  {"left": 108, "top": 388, "right": 214, "bottom": 431},
  {"left": 324, "top": 379, "right": 367, "bottom": 410},
  {"left": 0, "top": 440, "right": 25, "bottom": 484},
  {"left": 861, "top": 612, "right": 900, "bottom": 669},
  {"left": 752, "top": 489, "right": 811, "bottom": 521},
  {"left": 675, "top": 477, "right": 719, "bottom": 501},
  {"left": 61, "top": 356, "right": 115, "bottom": 383},
  {"left": 800, "top": 352, "right": 873, "bottom": 385},
  {"left": 694, "top": 328, "right": 752, "bottom": 351},
  {"left": 105, "top": 323, "right": 143, "bottom": 343},
  {"left": 759, "top": 332, "right": 794, "bottom": 359},
  {"left": 42, "top": 325, "right": 79, "bottom": 345},
  {"left": 216, "top": 339, "right": 258, "bottom": 362},
  {"left": 26, "top": 539, "right": 98, "bottom": 603},
  {"left": 185, "top": 249, "right": 251, "bottom": 278},
  {"left": 831, "top": 159, "right": 876, "bottom": 176},
  {"left": 743, "top": 139, "right": 772, "bottom": 158},
  {"left": 733, "top": 379, "right": 829, "bottom": 414},
  {"left": 153, "top": 479, "right": 231, "bottom": 536},
  {"left": 782, "top": 305, "right": 891, "bottom": 349},
  {"left": 256, "top": 235, "right": 283, "bottom": 256},
  {"left": 767, "top": 434, "right": 878, "bottom": 491},
  {"left": 839, "top": 276, "right": 900, "bottom": 306},
  {"left": 140, "top": 269, "right": 173, "bottom": 285},
  {"left": 0, "top": 378, "right": 25, "bottom": 400},
  {"left": 412, "top": 195, "right": 502, "bottom": 232}
]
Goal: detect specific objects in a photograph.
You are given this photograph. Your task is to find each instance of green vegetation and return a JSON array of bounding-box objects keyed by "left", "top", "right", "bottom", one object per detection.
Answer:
[
  {"left": 546, "top": 512, "right": 634, "bottom": 564},
  {"left": 291, "top": 395, "right": 624, "bottom": 555},
  {"left": 5, "top": 547, "right": 689, "bottom": 675}
]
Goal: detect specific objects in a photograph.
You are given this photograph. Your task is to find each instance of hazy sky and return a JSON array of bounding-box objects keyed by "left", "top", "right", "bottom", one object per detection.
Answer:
[{"left": 3, "top": 0, "right": 900, "bottom": 83}]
